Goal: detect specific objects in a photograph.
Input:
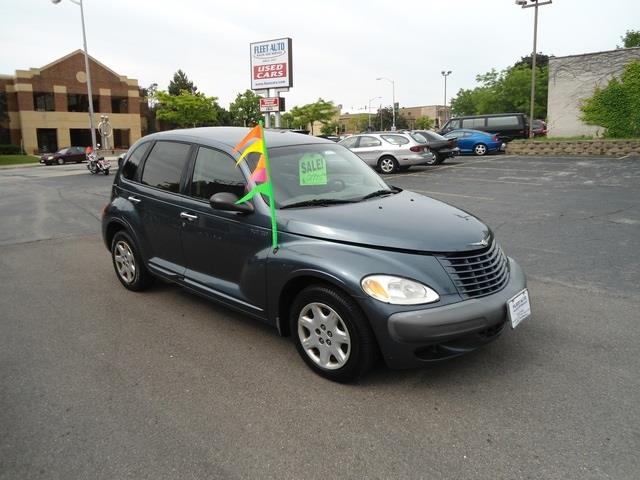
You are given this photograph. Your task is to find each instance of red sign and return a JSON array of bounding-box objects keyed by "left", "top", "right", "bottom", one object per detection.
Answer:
[
  {"left": 253, "top": 63, "right": 287, "bottom": 80},
  {"left": 260, "top": 97, "right": 284, "bottom": 113}
]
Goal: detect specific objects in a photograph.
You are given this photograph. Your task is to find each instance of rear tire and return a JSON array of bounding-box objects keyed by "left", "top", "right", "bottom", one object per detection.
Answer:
[
  {"left": 111, "top": 231, "right": 154, "bottom": 291},
  {"left": 290, "top": 284, "right": 378, "bottom": 383},
  {"left": 378, "top": 156, "right": 399, "bottom": 174},
  {"left": 474, "top": 143, "right": 488, "bottom": 156}
]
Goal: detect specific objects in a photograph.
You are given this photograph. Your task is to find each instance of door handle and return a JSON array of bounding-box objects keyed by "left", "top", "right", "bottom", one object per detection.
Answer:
[
  {"left": 180, "top": 212, "right": 198, "bottom": 221},
  {"left": 128, "top": 196, "right": 141, "bottom": 204}
]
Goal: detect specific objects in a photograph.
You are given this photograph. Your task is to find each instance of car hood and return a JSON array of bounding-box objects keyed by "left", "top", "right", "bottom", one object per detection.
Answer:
[{"left": 279, "top": 190, "right": 491, "bottom": 253}]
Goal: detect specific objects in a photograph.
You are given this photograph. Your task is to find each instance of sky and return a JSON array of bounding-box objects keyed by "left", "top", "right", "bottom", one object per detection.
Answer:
[{"left": 1, "top": 0, "right": 638, "bottom": 114}]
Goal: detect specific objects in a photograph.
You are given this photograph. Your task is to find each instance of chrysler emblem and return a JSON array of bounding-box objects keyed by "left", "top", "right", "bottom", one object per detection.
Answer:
[{"left": 469, "top": 238, "right": 489, "bottom": 247}]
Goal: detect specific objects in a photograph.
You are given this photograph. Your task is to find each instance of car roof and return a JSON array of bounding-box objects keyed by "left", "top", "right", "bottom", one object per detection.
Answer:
[{"left": 143, "top": 127, "right": 333, "bottom": 150}]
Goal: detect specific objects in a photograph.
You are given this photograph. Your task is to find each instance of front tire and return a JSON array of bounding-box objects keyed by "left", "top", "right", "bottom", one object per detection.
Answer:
[
  {"left": 378, "top": 156, "right": 399, "bottom": 174},
  {"left": 290, "top": 285, "right": 378, "bottom": 383},
  {"left": 111, "top": 231, "right": 154, "bottom": 291},
  {"left": 474, "top": 143, "right": 488, "bottom": 156},
  {"left": 103, "top": 168, "right": 110, "bottom": 175},
  {"left": 57, "top": 157, "right": 64, "bottom": 165}
]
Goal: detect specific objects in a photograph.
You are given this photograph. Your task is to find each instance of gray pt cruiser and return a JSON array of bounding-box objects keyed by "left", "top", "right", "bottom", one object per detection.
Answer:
[{"left": 102, "top": 127, "right": 530, "bottom": 382}]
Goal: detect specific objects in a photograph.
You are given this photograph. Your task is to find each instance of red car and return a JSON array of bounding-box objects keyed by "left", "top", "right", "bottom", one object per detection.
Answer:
[
  {"left": 40, "top": 146, "right": 86, "bottom": 165},
  {"left": 532, "top": 119, "right": 547, "bottom": 137}
]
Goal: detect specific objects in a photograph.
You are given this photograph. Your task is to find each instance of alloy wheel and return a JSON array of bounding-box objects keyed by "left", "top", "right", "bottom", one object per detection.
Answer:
[
  {"left": 379, "top": 157, "right": 396, "bottom": 174},
  {"left": 114, "top": 240, "right": 136, "bottom": 284},
  {"left": 297, "top": 302, "right": 351, "bottom": 370},
  {"left": 474, "top": 144, "right": 487, "bottom": 156}
]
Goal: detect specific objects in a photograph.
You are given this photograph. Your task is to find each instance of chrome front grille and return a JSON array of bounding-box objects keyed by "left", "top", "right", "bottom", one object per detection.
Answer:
[{"left": 438, "top": 240, "right": 509, "bottom": 299}]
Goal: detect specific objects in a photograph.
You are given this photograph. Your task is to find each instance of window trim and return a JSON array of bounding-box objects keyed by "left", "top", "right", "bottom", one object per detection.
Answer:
[
  {"left": 186, "top": 145, "right": 248, "bottom": 203},
  {"left": 120, "top": 140, "right": 155, "bottom": 184}
]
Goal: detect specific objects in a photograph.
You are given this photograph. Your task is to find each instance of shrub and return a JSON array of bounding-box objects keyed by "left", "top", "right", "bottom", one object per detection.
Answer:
[
  {"left": 581, "top": 60, "right": 640, "bottom": 138},
  {"left": 0, "top": 144, "right": 23, "bottom": 155}
]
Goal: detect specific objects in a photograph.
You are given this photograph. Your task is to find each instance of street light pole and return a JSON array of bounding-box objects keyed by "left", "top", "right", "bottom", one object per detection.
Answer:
[
  {"left": 517, "top": 0, "right": 552, "bottom": 139},
  {"left": 52, "top": 0, "right": 97, "bottom": 152},
  {"left": 376, "top": 77, "right": 396, "bottom": 131},
  {"left": 368, "top": 96, "right": 381, "bottom": 130},
  {"left": 441, "top": 70, "right": 452, "bottom": 122}
]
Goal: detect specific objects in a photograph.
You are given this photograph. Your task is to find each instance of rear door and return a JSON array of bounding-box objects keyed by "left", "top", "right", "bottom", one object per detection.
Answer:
[
  {"left": 132, "top": 140, "right": 194, "bottom": 278},
  {"left": 352, "top": 135, "right": 383, "bottom": 165}
]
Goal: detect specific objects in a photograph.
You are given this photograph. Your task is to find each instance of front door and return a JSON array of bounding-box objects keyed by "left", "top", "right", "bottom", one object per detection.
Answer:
[
  {"left": 351, "top": 135, "right": 383, "bottom": 164},
  {"left": 179, "top": 145, "right": 269, "bottom": 315}
]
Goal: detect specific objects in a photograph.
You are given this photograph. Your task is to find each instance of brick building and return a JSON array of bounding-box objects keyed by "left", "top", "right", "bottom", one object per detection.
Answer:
[{"left": 0, "top": 50, "right": 142, "bottom": 153}]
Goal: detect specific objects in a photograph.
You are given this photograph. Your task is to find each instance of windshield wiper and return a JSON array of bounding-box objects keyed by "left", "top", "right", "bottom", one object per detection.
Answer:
[
  {"left": 359, "top": 186, "right": 402, "bottom": 201},
  {"left": 280, "top": 198, "right": 357, "bottom": 209}
]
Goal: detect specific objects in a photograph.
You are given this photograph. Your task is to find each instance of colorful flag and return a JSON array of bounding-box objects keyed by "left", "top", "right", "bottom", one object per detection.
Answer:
[{"left": 233, "top": 124, "right": 278, "bottom": 249}]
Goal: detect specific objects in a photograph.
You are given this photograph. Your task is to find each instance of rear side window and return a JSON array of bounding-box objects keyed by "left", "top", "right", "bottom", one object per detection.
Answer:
[
  {"left": 141, "top": 141, "right": 191, "bottom": 193},
  {"left": 359, "top": 136, "right": 382, "bottom": 147},
  {"left": 462, "top": 118, "right": 485, "bottom": 128},
  {"left": 339, "top": 137, "right": 358, "bottom": 148},
  {"left": 122, "top": 142, "right": 151, "bottom": 181},
  {"left": 189, "top": 147, "right": 245, "bottom": 200},
  {"left": 487, "top": 116, "right": 519, "bottom": 127},
  {"left": 381, "top": 135, "right": 409, "bottom": 145}
]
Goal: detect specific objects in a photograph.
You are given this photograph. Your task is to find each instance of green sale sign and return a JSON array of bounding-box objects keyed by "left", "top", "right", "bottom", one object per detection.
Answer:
[{"left": 298, "top": 154, "right": 328, "bottom": 185}]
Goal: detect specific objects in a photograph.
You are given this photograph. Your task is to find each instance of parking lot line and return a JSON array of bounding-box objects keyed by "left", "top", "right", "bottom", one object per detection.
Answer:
[
  {"left": 451, "top": 165, "right": 556, "bottom": 174},
  {"left": 440, "top": 176, "right": 543, "bottom": 186},
  {"left": 407, "top": 189, "right": 494, "bottom": 201}
]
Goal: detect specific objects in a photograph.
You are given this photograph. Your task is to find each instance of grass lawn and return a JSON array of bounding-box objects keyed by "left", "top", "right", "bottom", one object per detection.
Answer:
[{"left": 0, "top": 155, "right": 40, "bottom": 167}]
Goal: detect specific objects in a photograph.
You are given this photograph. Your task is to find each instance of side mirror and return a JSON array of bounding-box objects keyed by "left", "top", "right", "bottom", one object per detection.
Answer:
[{"left": 209, "top": 192, "right": 254, "bottom": 214}]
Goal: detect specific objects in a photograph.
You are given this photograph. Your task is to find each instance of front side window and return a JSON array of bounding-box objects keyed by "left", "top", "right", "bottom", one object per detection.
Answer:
[
  {"left": 140, "top": 141, "right": 191, "bottom": 192},
  {"left": 122, "top": 142, "right": 152, "bottom": 181},
  {"left": 381, "top": 135, "right": 409, "bottom": 145},
  {"left": 358, "top": 136, "right": 382, "bottom": 148},
  {"left": 189, "top": 147, "right": 245, "bottom": 200}
]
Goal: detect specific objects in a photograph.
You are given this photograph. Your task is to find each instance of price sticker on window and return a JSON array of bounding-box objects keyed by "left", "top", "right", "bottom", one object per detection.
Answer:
[{"left": 299, "top": 154, "right": 327, "bottom": 186}]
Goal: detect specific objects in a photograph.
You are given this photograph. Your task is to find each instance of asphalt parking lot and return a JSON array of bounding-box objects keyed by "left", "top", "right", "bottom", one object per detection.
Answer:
[{"left": 1, "top": 155, "right": 638, "bottom": 479}]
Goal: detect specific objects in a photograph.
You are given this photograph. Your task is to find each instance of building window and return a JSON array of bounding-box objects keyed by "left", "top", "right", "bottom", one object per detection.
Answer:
[
  {"left": 111, "top": 96, "right": 129, "bottom": 113},
  {"left": 34, "top": 92, "right": 55, "bottom": 112},
  {"left": 113, "top": 129, "right": 130, "bottom": 149},
  {"left": 36, "top": 128, "right": 58, "bottom": 153},
  {"left": 68, "top": 94, "right": 99, "bottom": 112}
]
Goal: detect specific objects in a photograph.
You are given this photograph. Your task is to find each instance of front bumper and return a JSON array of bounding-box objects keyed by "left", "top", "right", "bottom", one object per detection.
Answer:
[{"left": 379, "top": 258, "right": 527, "bottom": 368}]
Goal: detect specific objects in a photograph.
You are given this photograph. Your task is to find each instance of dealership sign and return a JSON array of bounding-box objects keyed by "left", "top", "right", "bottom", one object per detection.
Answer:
[
  {"left": 250, "top": 38, "right": 293, "bottom": 90},
  {"left": 259, "top": 97, "right": 286, "bottom": 113}
]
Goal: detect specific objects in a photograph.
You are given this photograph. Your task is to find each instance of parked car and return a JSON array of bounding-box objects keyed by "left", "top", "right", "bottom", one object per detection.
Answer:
[
  {"left": 443, "top": 129, "right": 503, "bottom": 156},
  {"left": 338, "top": 132, "right": 432, "bottom": 173},
  {"left": 40, "top": 146, "right": 86, "bottom": 165},
  {"left": 412, "top": 130, "right": 460, "bottom": 165},
  {"left": 316, "top": 135, "right": 340, "bottom": 142},
  {"left": 439, "top": 113, "right": 528, "bottom": 142},
  {"left": 102, "top": 127, "right": 530, "bottom": 382},
  {"left": 532, "top": 119, "right": 547, "bottom": 137}
]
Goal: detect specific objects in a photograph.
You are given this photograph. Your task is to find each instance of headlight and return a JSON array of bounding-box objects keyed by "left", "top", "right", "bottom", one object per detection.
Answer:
[{"left": 361, "top": 275, "right": 440, "bottom": 305}]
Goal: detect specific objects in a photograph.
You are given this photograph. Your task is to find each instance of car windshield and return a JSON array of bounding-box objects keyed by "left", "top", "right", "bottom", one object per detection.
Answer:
[
  {"left": 246, "top": 143, "right": 392, "bottom": 208},
  {"left": 57, "top": 148, "right": 69, "bottom": 154},
  {"left": 410, "top": 133, "right": 428, "bottom": 143}
]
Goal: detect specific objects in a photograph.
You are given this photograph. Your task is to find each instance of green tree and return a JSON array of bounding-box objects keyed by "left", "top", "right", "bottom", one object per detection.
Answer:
[
  {"left": 154, "top": 90, "right": 219, "bottom": 128},
  {"left": 415, "top": 116, "right": 434, "bottom": 130},
  {"left": 290, "top": 98, "right": 337, "bottom": 134},
  {"left": 618, "top": 29, "right": 640, "bottom": 48},
  {"left": 168, "top": 70, "right": 197, "bottom": 96},
  {"left": 450, "top": 58, "right": 548, "bottom": 119},
  {"left": 376, "top": 107, "right": 409, "bottom": 131},
  {"left": 280, "top": 112, "right": 294, "bottom": 129},
  {"left": 581, "top": 60, "right": 640, "bottom": 138},
  {"left": 320, "top": 121, "right": 340, "bottom": 135},
  {"left": 229, "top": 90, "right": 262, "bottom": 126}
]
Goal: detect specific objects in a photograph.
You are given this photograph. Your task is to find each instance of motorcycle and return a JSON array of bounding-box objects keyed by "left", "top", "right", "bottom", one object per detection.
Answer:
[{"left": 86, "top": 152, "right": 111, "bottom": 175}]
